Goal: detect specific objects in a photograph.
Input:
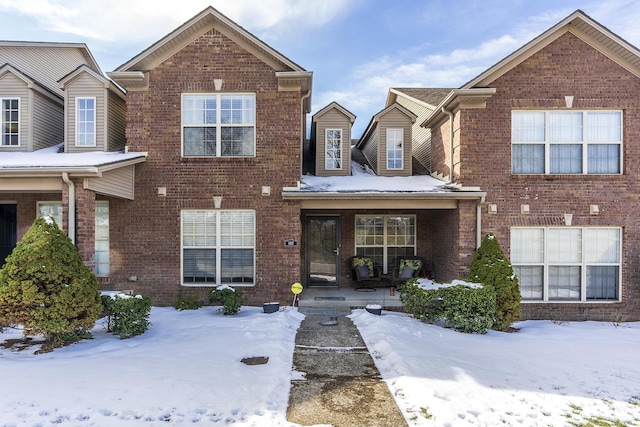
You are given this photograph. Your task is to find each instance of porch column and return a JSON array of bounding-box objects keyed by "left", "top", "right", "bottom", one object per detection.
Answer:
[{"left": 75, "top": 181, "right": 96, "bottom": 272}]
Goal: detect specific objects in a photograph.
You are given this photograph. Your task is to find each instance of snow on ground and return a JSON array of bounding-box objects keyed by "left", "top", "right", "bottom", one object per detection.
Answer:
[{"left": 1, "top": 306, "right": 639, "bottom": 426}]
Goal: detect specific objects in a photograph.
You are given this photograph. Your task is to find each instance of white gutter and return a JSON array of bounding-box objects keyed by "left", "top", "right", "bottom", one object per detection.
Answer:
[
  {"left": 62, "top": 172, "right": 75, "bottom": 244},
  {"left": 477, "top": 195, "right": 485, "bottom": 249},
  {"left": 442, "top": 107, "right": 454, "bottom": 185}
]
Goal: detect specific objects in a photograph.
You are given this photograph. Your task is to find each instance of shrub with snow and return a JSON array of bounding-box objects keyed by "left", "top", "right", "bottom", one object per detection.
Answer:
[
  {"left": 101, "top": 293, "right": 152, "bottom": 339},
  {"left": 467, "top": 233, "right": 521, "bottom": 331},
  {"left": 0, "top": 216, "right": 102, "bottom": 343},
  {"left": 209, "top": 285, "right": 243, "bottom": 315}
]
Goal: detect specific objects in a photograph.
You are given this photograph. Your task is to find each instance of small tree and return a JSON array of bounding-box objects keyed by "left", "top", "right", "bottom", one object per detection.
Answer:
[
  {"left": 468, "top": 233, "right": 521, "bottom": 331},
  {"left": 0, "top": 216, "right": 102, "bottom": 342}
]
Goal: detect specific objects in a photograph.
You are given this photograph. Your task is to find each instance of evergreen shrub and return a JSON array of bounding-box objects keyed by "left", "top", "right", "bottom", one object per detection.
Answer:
[
  {"left": 101, "top": 293, "right": 152, "bottom": 339},
  {"left": 209, "top": 285, "right": 243, "bottom": 315}
]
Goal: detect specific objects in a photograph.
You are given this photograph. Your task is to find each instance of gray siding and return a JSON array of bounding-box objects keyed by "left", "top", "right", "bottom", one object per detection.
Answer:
[
  {"left": 107, "top": 90, "right": 126, "bottom": 151},
  {"left": 395, "top": 96, "right": 434, "bottom": 172},
  {"left": 85, "top": 165, "right": 136, "bottom": 200},
  {"left": 314, "top": 109, "right": 351, "bottom": 177},
  {"left": 378, "top": 109, "right": 412, "bottom": 177},
  {"left": 32, "top": 91, "right": 64, "bottom": 150},
  {"left": 65, "top": 73, "right": 106, "bottom": 152},
  {"left": 362, "top": 128, "right": 379, "bottom": 173},
  {"left": 0, "top": 72, "right": 30, "bottom": 151}
]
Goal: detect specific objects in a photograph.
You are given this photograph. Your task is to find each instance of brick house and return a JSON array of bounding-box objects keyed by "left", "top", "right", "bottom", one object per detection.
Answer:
[{"left": 0, "top": 8, "right": 638, "bottom": 320}]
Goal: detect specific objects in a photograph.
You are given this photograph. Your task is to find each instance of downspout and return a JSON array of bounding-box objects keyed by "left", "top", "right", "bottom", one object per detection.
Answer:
[
  {"left": 62, "top": 172, "right": 75, "bottom": 244},
  {"left": 442, "top": 107, "right": 454, "bottom": 185},
  {"left": 300, "top": 89, "right": 312, "bottom": 182},
  {"left": 476, "top": 195, "right": 485, "bottom": 249}
]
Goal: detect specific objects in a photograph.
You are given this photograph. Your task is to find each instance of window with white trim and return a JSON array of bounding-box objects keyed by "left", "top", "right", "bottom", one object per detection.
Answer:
[
  {"left": 512, "top": 111, "right": 622, "bottom": 174},
  {"left": 37, "top": 202, "right": 62, "bottom": 228},
  {"left": 95, "top": 201, "right": 109, "bottom": 276},
  {"left": 76, "top": 97, "right": 96, "bottom": 146},
  {"left": 325, "top": 128, "right": 342, "bottom": 169},
  {"left": 387, "top": 128, "right": 403, "bottom": 169},
  {"left": 1, "top": 98, "right": 19, "bottom": 146},
  {"left": 355, "top": 215, "right": 415, "bottom": 274},
  {"left": 511, "top": 227, "right": 621, "bottom": 302},
  {"left": 182, "top": 210, "right": 255, "bottom": 285},
  {"left": 182, "top": 93, "right": 255, "bottom": 157}
]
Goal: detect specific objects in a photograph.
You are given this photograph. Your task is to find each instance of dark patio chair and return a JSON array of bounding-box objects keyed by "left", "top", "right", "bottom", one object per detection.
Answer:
[
  {"left": 391, "top": 257, "right": 428, "bottom": 288},
  {"left": 349, "top": 256, "right": 382, "bottom": 288}
]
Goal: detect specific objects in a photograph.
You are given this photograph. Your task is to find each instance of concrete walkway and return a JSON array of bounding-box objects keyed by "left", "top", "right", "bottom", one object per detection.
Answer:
[{"left": 287, "top": 307, "right": 407, "bottom": 427}]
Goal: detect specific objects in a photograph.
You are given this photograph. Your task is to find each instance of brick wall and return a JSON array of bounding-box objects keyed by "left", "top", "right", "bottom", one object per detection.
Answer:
[
  {"left": 107, "top": 28, "right": 303, "bottom": 306},
  {"left": 445, "top": 33, "right": 640, "bottom": 320}
]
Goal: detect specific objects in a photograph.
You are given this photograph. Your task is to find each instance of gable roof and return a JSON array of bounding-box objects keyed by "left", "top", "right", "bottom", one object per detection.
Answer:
[
  {"left": 0, "top": 63, "right": 62, "bottom": 103},
  {"left": 356, "top": 102, "right": 418, "bottom": 149},
  {"left": 58, "top": 64, "right": 126, "bottom": 100},
  {"left": 312, "top": 101, "right": 356, "bottom": 123},
  {"left": 464, "top": 9, "right": 640, "bottom": 88},
  {"left": 387, "top": 88, "right": 453, "bottom": 108}
]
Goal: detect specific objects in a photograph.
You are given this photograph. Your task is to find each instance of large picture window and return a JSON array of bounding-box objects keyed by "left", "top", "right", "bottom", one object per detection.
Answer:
[
  {"left": 325, "top": 129, "right": 342, "bottom": 169},
  {"left": 76, "top": 97, "right": 96, "bottom": 146},
  {"left": 1, "top": 98, "right": 19, "bottom": 146},
  {"left": 182, "top": 210, "right": 255, "bottom": 285},
  {"left": 512, "top": 111, "right": 622, "bottom": 174},
  {"left": 355, "top": 215, "right": 415, "bottom": 274},
  {"left": 182, "top": 93, "right": 255, "bottom": 157},
  {"left": 511, "top": 227, "right": 621, "bottom": 302}
]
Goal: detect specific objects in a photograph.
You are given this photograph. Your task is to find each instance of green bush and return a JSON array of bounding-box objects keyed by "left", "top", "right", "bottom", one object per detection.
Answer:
[
  {"left": 101, "top": 293, "right": 152, "bottom": 339},
  {"left": 0, "top": 217, "right": 102, "bottom": 343},
  {"left": 468, "top": 233, "right": 521, "bottom": 331},
  {"left": 400, "top": 280, "right": 496, "bottom": 334},
  {"left": 173, "top": 294, "right": 204, "bottom": 311},
  {"left": 209, "top": 285, "right": 243, "bottom": 315}
]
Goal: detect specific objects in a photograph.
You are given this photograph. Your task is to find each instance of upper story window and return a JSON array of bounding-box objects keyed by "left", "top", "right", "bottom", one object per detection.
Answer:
[
  {"left": 182, "top": 93, "right": 255, "bottom": 157},
  {"left": 325, "top": 129, "right": 342, "bottom": 169},
  {"left": 512, "top": 111, "right": 622, "bottom": 174},
  {"left": 1, "top": 98, "right": 19, "bottom": 146},
  {"left": 76, "top": 97, "right": 96, "bottom": 146},
  {"left": 387, "top": 128, "right": 403, "bottom": 169}
]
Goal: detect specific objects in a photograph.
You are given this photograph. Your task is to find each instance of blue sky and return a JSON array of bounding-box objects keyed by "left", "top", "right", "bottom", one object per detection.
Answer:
[{"left": 1, "top": 0, "right": 639, "bottom": 136}]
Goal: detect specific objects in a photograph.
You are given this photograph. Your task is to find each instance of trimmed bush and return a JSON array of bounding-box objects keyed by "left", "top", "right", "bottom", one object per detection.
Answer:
[
  {"left": 101, "top": 293, "right": 152, "bottom": 339},
  {"left": 400, "top": 279, "right": 496, "bottom": 334},
  {"left": 468, "top": 233, "right": 521, "bottom": 331},
  {"left": 173, "top": 294, "right": 204, "bottom": 311},
  {"left": 209, "top": 285, "right": 243, "bottom": 315},
  {"left": 0, "top": 217, "right": 102, "bottom": 343}
]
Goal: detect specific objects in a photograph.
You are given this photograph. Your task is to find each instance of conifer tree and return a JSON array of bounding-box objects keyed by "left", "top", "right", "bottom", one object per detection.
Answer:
[
  {"left": 468, "top": 233, "right": 521, "bottom": 331},
  {"left": 0, "top": 216, "right": 102, "bottom": 342}
]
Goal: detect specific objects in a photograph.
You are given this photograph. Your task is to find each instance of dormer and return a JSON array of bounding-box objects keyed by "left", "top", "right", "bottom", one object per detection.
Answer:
[
  {"left": 59, "top": 65, "right": 126, "bottom": 153},
  {"left": 356, "top": 103, "right": 417, "bottom": 176},
  {"left": 310, "top": 102, "right": 356, "bottom": 176}
]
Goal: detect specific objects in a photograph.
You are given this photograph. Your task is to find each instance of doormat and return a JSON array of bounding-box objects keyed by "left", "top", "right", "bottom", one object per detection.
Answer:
[{"left": 314, "top": 296, "right": 346, "bottom": 301}]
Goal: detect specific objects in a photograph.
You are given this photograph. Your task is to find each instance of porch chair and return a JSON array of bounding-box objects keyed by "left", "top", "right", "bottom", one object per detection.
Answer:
[
  {"left": 391, "top": 257, "right": 428, "bottom": 288},
  {"left": 349, "top": 256, "right": 382, "bottom": 287}
]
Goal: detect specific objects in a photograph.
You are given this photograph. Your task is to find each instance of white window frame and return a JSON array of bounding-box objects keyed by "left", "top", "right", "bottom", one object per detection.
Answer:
[
  {"left": 95, "top": 201, "right": 109, "bottom": 277},
  {"left": 511, "top": 110, "right": 623, "bottom": 175},
  {"left": 1, "top": 98, "right": 20, "bottom": 146},
  {"left": 37, "top": 201, "right": 62, "bottom": 229},
  {"left": 76, "top": 97, "right": 96, "bottom": 147},
  {"left": 355, "top": 215, "right": 416, "bottom": 274},
  {"left": 325, "top": 128, "right": 343, "bottom": 170},
  {"left": 181, "top": 209, "right": 255, "bottom": 286},
  {"left": 386, "top": 128, "right": 403, "bottom": 170},
  {"left": 511, "top": 227, "right": 622, "bottom": 302},
  {"left": 181, "top": 93, "right": 256, "bottom": 158}
]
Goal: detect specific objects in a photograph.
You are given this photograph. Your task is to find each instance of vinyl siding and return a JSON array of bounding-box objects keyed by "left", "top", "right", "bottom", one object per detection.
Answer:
[
  {"left": 32, "top": 91, "right": 64, "bottom": 150},
  {"left": 65, "top": 73, "right": 106, "bottom": 152},
  {"left": 314, "top": 109, "right": 351, "bottom": 177},
  {"left": 0, "top": 72, "right": 30, "bottom": 151},
  {"left": 394, "top": 96, "right": 433, "bottom": 172},
  {"left": 361, "top": 128, "right": 379, "bottom": 173},
  {"left": 378, "top": 109, "right": 412, "bottom": 177},
  {"left": 107, "top": 90, "right": 126, "bottom": 151},
  {"left": 85, "top": 165, "right": 136, "bottom": 200}
]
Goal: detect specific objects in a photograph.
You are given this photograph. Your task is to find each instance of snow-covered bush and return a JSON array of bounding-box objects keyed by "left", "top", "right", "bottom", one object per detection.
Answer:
[
  {"left": 209, "top": 285, "right": 243, "bottom": 315},
  {"left": 468, "top": 233, "right": 521, "bottom": 331},
  {"left": 400, "top": 279, "right": 496, "bottom": 334},
  {"left": 101, "top": 293, "right": 152, "bottom": 339},
  {"left": 0, "top": 216, "right": 102, "bottom": 343}
]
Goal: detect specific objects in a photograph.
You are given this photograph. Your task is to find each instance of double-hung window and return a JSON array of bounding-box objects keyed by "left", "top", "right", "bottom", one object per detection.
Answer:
[
  {"left": 182, "top": 93, "right": 255, "bottom": 157},
  {"left": 355, "top": 215, "right": 415, "bottom": 274},
  {"left": 182, "top": 210, "right": 255, "bottom": 285},
  {"left": 325, "top": 129, "right": 342, "bottom": 169},
  {"left": 1, "top": 98, "right": 19, "bottom": 146},
  {"left": 76, "top": 97, "right": 96, "bottom": 146},
  {"left": 511, "top": 227, "right": 621, "bottom": 302},
  {"left": 387, "top": 128, "right": 403, "bottom": 169},
  {"left": 512, "top": 111, "right": 622, "bottom": 174}
]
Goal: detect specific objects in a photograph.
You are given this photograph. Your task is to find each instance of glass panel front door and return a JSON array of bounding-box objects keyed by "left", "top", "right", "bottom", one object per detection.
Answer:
[{"left": 307, "top": 217, "right": 339, "bottom": 286}]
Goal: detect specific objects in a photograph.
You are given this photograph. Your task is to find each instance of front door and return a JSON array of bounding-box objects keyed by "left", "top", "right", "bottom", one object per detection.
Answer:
[
  {"left": 307, "top": 217, "right": 340, "bottom": 286},
  {"left": 0, "top": 204, "right": 17, "bottom": 267}
]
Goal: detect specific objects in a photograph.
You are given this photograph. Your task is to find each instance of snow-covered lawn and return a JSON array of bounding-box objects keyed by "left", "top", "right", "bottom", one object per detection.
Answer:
[{"left": 1, "top": 306, "right": 639, "bottom": 426}]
